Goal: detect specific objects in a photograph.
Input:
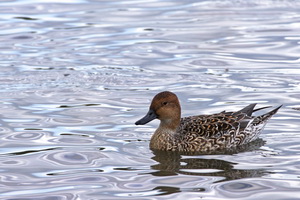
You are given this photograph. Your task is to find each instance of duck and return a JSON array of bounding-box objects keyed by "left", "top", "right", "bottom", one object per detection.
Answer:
[{"left": 135, "top": 91, "right": 281, "bottom": 153}]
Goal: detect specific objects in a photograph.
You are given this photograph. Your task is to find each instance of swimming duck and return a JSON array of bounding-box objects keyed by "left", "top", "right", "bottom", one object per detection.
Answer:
[{"left": 135, "top": 91, "right": 281, "bottom": 153}]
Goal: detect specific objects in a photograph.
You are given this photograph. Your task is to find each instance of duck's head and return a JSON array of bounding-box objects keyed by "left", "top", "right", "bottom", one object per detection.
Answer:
[{"left": 135, "top": 91, "right": 181, "bottom": 129}]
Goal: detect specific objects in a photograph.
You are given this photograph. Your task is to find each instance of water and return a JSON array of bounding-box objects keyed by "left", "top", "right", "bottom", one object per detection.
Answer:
[{"left": 0, "top": 0, "right": 300, "bottom": 199}]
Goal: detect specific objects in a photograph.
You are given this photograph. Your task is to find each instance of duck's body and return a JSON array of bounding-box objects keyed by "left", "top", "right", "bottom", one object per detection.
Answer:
[{"left": 135, "top": 91, "right": 281, "bottom": 153}]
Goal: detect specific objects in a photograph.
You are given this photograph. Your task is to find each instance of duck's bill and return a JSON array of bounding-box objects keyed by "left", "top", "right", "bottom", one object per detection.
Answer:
[{"left": 135, "top": 109, "right": 157, "bottom": 125}]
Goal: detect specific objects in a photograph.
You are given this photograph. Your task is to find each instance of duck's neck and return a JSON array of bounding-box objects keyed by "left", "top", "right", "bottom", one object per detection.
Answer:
[
  {"left": 149, "top": 118, "right": 180, "bottom": 151},
  {"left": 159, "top": 117, "right": 180, "bottom": 131}
]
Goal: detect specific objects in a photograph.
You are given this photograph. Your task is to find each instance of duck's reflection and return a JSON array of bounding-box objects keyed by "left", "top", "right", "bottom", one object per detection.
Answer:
[{"left": 150, "top": 139, "right": 268, "bottom": 181}]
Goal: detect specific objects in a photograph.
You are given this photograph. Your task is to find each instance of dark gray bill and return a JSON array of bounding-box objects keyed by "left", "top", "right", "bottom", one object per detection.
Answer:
[{"left": 135, "top": 109, "right": 157, "bottom": 125}]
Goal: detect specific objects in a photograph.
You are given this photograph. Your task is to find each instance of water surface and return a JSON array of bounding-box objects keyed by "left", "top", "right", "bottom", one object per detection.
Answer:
[{"left": 0, "top": 0, "right": 300, "bottom": 199}]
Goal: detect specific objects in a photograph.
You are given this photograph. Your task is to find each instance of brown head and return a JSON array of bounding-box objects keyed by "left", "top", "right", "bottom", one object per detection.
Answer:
[{"left": 135, "top": 91, "right": 181, "bottom": 130}]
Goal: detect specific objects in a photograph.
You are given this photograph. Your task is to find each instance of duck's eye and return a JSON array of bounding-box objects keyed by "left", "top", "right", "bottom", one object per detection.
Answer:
[{"left": 162, "top": 101, "right": 168, "bottom": 106}]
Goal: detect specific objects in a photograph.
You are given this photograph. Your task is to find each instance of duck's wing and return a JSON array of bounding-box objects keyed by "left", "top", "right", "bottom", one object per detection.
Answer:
[
  {"left": 179, "top": 112, "right": 250, "bottom": 139},
  {"left": 234, "top": 103, "right": 257, "bottom": 116},
  {"left": 214, "top": 103, "right": 275, "bottom": 130}
]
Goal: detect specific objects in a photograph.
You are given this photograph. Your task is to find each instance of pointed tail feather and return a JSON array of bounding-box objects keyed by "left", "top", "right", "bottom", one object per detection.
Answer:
[
  {"left": 257, "top": 105, "right": 282, "bottom": 122},
  {"left": 263, "top": 105, "right": 282, "bottom": 117},
  {"left": 253, "top": 106, "right": 272, "bottom": 112},
  {"left": 243, "top": 105, "right": 282, "bottom": 143}
]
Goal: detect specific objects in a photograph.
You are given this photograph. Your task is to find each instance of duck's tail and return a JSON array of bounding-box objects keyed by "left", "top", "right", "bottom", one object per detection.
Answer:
[
  {"left": 253, "top": 105, "right": 272, "bottom": 113},
  {"left": 252, "top": 105, "right": 282, "bottom": 126},
  {"left": 259, "top": 105, "right": 282, "bottom": 120},
  {"left": 243, "top": 105, "right": 282, "bottom": 144},
  {"left": 237, "top": 104, "right": 282, "bottom": 117}
]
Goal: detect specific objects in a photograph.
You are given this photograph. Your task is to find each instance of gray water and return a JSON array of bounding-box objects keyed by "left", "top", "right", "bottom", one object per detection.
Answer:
[{"left": 0, "top": 0, "right": 300, "bottom": 199}]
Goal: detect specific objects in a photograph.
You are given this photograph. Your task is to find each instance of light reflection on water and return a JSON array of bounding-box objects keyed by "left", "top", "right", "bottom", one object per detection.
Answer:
[{"left": 0, "top": 0, "right": 300, "bottom": 199}]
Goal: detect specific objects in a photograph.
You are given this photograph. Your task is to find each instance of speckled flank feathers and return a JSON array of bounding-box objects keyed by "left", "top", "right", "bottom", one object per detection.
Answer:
[{"left": 135, "top": 91, "right": 281, "bottom": 153}]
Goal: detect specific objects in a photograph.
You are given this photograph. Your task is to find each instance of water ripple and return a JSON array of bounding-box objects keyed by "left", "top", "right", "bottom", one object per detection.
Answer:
[
  {"left": 41, "top": 150, "right": 107, "bottom": 167},
  {"left": 0, "top": 0, "right": 300, "bottom": 199}
]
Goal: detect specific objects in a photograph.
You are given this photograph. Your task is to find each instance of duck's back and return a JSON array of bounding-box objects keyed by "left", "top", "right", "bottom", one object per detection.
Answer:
[{"left": 177, "top": 113, "right": 247, "bottom": 151}]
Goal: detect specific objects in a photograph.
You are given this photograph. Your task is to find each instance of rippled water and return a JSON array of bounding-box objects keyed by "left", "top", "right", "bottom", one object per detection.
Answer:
[{"left": 0, "top": 0, "right": 300, "bottom": 199}]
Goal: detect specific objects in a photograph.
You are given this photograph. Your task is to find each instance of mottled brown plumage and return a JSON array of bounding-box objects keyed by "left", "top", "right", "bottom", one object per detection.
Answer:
[{"left": 135, "top": 91, "right": 281, "bottom": 153}]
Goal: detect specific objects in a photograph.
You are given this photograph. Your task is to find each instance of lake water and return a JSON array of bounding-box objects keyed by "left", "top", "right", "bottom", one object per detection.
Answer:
[{"left": 0, "top": 0, "right": 300, "bottom": 199}]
